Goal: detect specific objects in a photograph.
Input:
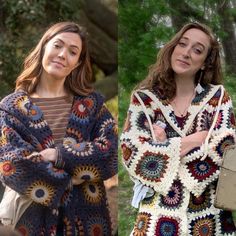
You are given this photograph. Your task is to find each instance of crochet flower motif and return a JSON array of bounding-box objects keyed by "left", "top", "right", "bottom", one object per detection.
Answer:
[
  {"left": 100, "top": 118, "right": 115, "bottom": 134},
  {"left": 65, "top": 142, "right": 93, "bottom": 157},
  {"left": 159, "top": 180, "right": 184, "bottom": 210},
  {"left": 87, "top": 215, "right": 109, "bottom": 236},
  {"left": 26, "top": 181, "right": 55, "bottom": 206},
  {"left": 0, "top": 160, "right": 16, "bottom": 176},
  {"left": 63, "top": 137, "right": 77, "bottom": 145},
  {"left": 72, "top": 97, "right": 96, "bottom": 123},
  {"left": 65, "top": 129, "right": 83, "bottom": 143},
  {"left": 63, "top": 217, "right": 72, "bottom": 235},
  {"left": 73, "top": 165, "right": 100, "bottom": 181},
  {"left": 46, "top": 162, "right": 67, "bottom": 178},
  {"left": 155, "top": 216, "right": 180, "bottom": 236},
  {"left": 95, "top": 136, "right": 111, "bottom": 152},
  {"left": 215, "top": 135, "right": 235, "bottom": 157},
  {"left": 133, "top": 212, "right": 151, "bottom": 236},
  {"left": 187, "top": 158, "right": 218, "bottom": 181},
  {"left": 135, "top": 151, "right": 169, "bottom": 182},
  {"left": 61, "top": 189, "right": 73, "bottom": 207},
  {"left": 82, "top": 182, "right": 104, "bottom": 204},
  {"left": 132, "top": 92, "right": 153, "bottom": 107},
  {"left": 29, "top": 104, "right": 43, "bottom": 121},
  {"left": 75, "top": 217, "right": 85, "bottom": 235},
  {"left": 136, "top": 112, "right": 151, "bottom": 133},
  {"left": 219, "top": 211, "right": 236, "bottom": 233},
  {"left": 15, "top": 96, "right": 29, "bottom": 115},
  {"left": 121, "top": 139, "right": 138, "bottom": 168},
  {"left": 188, "top": 187, "right": 211, "bottom": 213},
  {"left": 190, "top": 214, "right": 215, "bottom": 236}
]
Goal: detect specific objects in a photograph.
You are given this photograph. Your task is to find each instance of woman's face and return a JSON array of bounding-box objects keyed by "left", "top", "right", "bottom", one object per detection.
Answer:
[
  {"left": 171, "top": 28, "right": 211, "bottom": 78},
  {"left": 42, "top": 32, "right": 82, "bottom": 80}
]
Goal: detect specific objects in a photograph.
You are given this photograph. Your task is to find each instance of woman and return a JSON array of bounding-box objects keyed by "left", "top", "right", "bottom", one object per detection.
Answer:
[
  {"left": 0, "top": 22, "right": 117, "bottom": 235},
  {"left": 120, "top": 22, "right": 236, "bottom": 235}
]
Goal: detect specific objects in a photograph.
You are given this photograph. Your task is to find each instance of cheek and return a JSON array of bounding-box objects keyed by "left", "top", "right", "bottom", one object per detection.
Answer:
[
  {"left": 193, "top": 56, "right": 206, "bottom": 67},
  {"left": 69, "top": 56, "right": 80, "bottom": 69},
  {"left": 171, "top": 49, "right": 178, "bottom": 66},
  {"left": 42, "top": 47, "right": 53, "bottom": 65}
]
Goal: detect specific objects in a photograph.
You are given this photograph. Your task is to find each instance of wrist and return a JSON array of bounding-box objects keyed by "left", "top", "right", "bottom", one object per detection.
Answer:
[{"left": 53, "top": 147, "right": 65, "bottom": 169}]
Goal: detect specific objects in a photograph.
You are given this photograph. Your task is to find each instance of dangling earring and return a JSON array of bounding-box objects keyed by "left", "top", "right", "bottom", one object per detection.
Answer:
[{"left": 195, "top": 69, "right": 205, "bottom": 94}]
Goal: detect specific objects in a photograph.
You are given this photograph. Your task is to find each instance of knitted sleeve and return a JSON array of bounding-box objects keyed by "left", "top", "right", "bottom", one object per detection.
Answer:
[
  {"left": 57, "top": 102, "right": 118, "bottom": 182},
  {"left": 0, "top": 112, "right": 71, "bottom": 209},
  {"left": 179, "top": 89, "right": 236, "bottom": 197},
  {"left": 120, "top": 92, "right": 182, "bottom": 195}
]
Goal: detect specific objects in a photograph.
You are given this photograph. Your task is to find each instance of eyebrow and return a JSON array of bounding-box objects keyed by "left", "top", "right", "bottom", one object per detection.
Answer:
[
  {"left": 54, "top": 38, "right": 81, "bottom": 50},
  {"left": 180, "top": 37, "right": 206, "bottom": 50}
]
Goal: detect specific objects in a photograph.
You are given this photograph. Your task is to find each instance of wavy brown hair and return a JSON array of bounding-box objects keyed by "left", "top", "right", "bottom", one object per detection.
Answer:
[
  {"left": 137, "top": 22, "right": 222, "bottom": 100},
  {"left": 15, "top": 22, "right": 93, "bottom": 96}
]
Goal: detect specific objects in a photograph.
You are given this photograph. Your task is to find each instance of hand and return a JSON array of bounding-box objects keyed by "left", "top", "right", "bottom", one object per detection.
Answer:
[
  {"left": 72, "top": 177, "right": 85, "bottom": 185},
  {"left": 40, "top": 148, "right": 57, "bottom": 162},
  {"left": 180, "top": 130, "right": 208, "bottom": 157},
  {"left": 152, "top": 124, "right": 167, "bottom": 142}
]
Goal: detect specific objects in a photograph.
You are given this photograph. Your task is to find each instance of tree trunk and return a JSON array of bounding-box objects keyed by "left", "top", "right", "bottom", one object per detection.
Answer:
[
  {"left": 80, "top": 0, "right": 117, "bottom": 40},
  {"left": 167, "top": 0, "right": 206, "bottom": 30},
  {"left": 218, "top": 1, "right": 236, "bottom": 74},
  {"left": 94, "top": 71, "right": 117, "bottom": 101}
]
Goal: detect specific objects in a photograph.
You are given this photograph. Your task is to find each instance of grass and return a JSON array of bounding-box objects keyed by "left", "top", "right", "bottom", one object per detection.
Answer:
[{"left": 118, "top": 85, "right": 137, "bottom": 235}]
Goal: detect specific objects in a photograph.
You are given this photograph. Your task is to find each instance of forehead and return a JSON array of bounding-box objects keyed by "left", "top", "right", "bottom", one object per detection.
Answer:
[
  {"left": 50, "top": 32, "right": 82, "bottom": 47},
  {"left": 181, "top": 28, "right": 211, "bottom": 48}
]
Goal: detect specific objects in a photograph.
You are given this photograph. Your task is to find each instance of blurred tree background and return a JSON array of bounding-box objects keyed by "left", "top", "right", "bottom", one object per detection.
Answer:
[
  {"left": 119, "top": 0, "right": 236, "bottom": 235},
  {"left": 0, "top": 0, "right": 117, "bottom": 103}
]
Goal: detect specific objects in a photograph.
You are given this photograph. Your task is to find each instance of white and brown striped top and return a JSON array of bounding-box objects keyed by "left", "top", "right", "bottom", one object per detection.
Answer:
[{"left": 31, "top": 96, "right": 73, "bottom": 145}]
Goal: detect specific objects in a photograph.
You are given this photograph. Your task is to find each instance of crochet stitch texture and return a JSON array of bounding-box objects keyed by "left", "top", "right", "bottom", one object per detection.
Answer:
[
  {"left": 121, "top": 84, "right": 236, "bottom": 236},
  {"left": 0, "top": 91, "right": 117, "bottom": 236}
]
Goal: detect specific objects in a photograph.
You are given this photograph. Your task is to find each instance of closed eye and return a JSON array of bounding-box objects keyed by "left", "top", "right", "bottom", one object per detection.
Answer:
[
  {"left": 193, "top": 47, "right": 203, "bottom": 54},
  {"left": 178, "top": 42, "right": 187, "bottom": 47},
  {"left": 53, "top": 43, "right": 62, "bottom": 49}
]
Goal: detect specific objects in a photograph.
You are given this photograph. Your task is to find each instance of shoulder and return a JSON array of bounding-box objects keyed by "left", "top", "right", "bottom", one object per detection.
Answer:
[
  {"left": 131, "top": 88, "right": 162, "bottom": 107},
  {"left": 72, "top": 91, "right": 105, "bottom": 114},
  {"left": 0, "top": 91, "right": 29, "bottom": 113},
  {"left": 208, "top": 84, "right": 229, "bottom": 100}
]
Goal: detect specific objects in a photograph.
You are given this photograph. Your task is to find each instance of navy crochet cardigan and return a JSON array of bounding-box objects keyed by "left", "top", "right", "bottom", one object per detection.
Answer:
[{"left": 0, "top": 91, "right": 117, "bottom": 236}]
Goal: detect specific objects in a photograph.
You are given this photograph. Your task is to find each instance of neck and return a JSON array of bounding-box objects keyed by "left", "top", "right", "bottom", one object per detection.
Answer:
[
  {"left": 33, "top": 73, "right": 68, "bottom": 98},
  {"left": 175, "top": 75, "right": 195, "bottom": 96}
]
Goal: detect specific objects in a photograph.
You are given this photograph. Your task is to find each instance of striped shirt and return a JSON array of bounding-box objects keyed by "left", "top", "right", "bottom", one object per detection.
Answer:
[{"left": 31, "top": 96, "right": 73, "bottom": 145}]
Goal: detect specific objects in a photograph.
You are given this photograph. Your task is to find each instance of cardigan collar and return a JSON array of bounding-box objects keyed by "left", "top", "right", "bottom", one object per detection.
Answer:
[
  {"left": 138, "top": 84, "right": 222, "bottom": 137},
  {"left": 0, "top": 91, "right": 92, "bottom": 149}
]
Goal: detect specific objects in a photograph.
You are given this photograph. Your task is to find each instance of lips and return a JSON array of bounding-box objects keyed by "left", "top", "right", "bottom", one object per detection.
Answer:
[
  {"left": 177, "top": 59, "right": 190, "bottom": 66},
  {"left": 52, "top": 61, "right": 65, "bottom": 67}
]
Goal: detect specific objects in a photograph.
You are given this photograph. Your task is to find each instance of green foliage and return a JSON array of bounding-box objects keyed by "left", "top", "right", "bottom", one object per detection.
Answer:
[
  {"left": 119, "top": 1, "right": 174, "bottom": 89},
  {"left": 118, "top": 85, "right": 135, "bottom": 235},
  {"left": 106, "top": 95, "right": 118, "bottom": 120},
  {"left": 224, "top": 74, "right": 236, "bottom": 114},
  {"left": 0, "top": 0, "right": 81, "bottom": 96}
]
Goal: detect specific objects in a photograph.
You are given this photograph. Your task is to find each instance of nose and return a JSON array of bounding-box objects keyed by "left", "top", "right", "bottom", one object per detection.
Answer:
[
  {"left": 58, "top": 48, "right": 66, "bottom": 59},
  {"left": 182, "top": 47, "right": 191, "bottom": 59}
]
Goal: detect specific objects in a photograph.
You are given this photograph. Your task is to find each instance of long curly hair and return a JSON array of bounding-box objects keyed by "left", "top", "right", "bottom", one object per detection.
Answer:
[
  {"left": 137, "top": 22, "right": 222, "bottom": 100},
  {"left": 15, "top": 21, "right": 93, "bottom": 96}
]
